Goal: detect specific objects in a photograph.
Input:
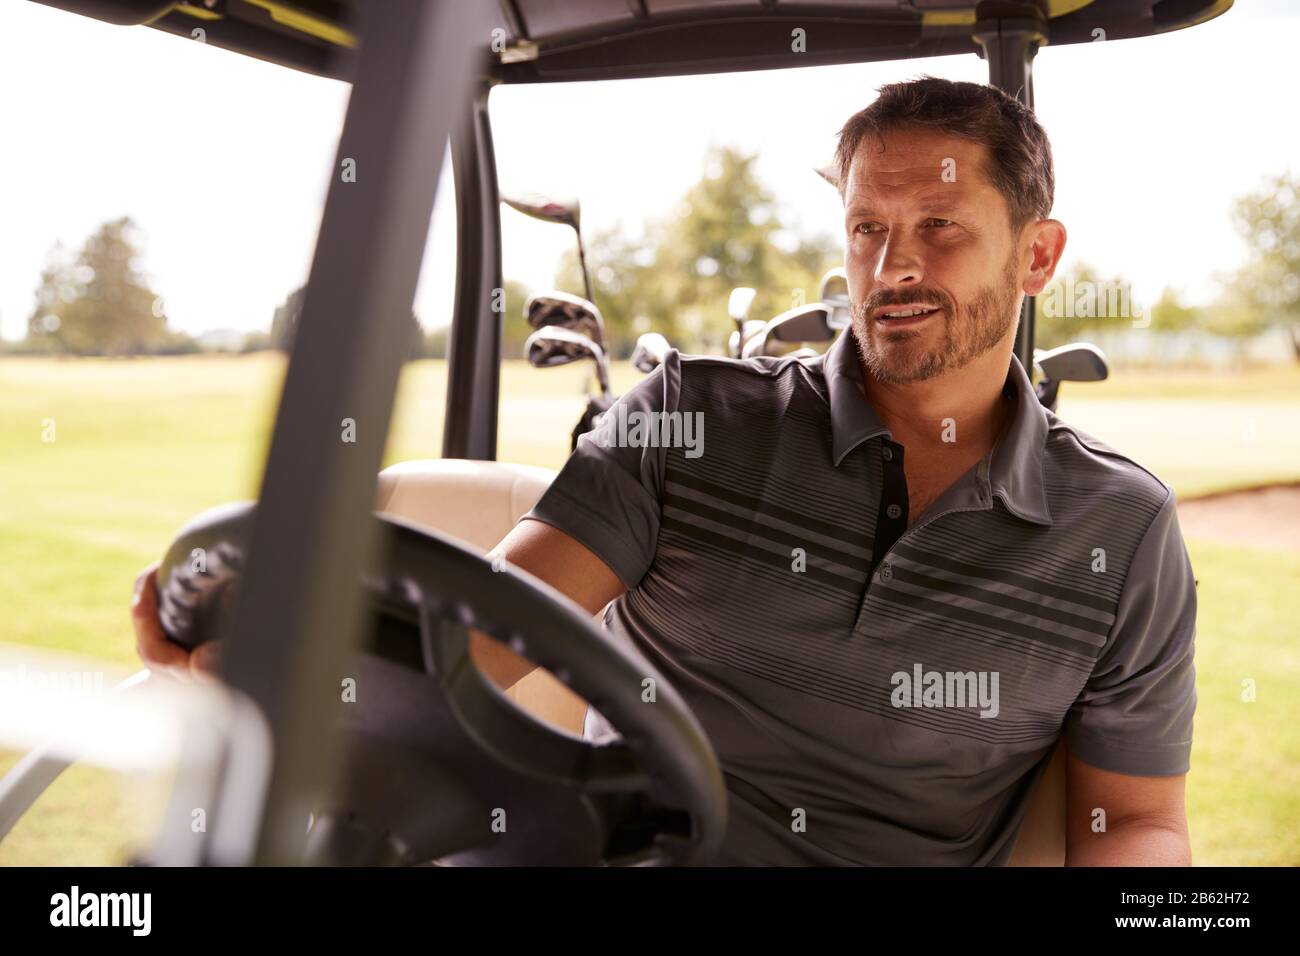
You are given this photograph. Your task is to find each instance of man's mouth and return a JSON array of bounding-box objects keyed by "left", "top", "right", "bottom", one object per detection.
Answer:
[{"left": 873, "top": 304, "right": 942, "bottom": 326}]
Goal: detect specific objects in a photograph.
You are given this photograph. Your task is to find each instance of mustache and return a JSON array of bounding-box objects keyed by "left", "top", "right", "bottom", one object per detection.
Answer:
[{"left": 856, "top": 288, "right": 955, "bottom": 316}]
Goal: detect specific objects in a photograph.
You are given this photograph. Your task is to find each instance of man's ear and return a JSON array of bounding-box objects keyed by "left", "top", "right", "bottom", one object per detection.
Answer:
[{"left": 1021, "top": 219, "right": 1067, "bottom": 296}]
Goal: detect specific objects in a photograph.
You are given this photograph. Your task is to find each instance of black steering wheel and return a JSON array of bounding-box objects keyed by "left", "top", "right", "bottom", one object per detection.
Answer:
[{"left": 155, "top": 502, "right": 727, "bottom": 866}]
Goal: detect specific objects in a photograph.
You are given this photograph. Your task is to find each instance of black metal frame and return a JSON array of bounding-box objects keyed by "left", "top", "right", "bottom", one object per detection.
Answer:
[
  {"left": 205, "top": 0, "right": 488, "bottom": 865},
  {"left": 443, "top": 80, "right": 504, "bottom": 461},
  {"left": 974, "top": 2, "right": 1048, "bottom": 376}
]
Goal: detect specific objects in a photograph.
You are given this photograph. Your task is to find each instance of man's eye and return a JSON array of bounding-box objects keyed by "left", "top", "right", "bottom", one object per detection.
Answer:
[
  {"left": 856, "top": 222, "right": 884, "bottom": 235},
  {"left": 925, "top": 218, "right": 954, "bottom": 228}
]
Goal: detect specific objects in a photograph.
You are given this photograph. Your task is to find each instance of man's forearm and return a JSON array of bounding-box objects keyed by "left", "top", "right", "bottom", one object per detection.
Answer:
[
  {"left": 1066, "top": 819, "right": 1191, "bottom": 866},
  {"left": 469, "top": 630, "right": 539, "bottom": 691}
]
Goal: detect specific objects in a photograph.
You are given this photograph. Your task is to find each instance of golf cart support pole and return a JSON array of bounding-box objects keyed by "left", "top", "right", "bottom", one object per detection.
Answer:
[
  {"left": 974, "top": 1, "right": 1046, "bottom": 375},
  {"left": 200, "top": 0, "right": 486, "bottom": 866},
  {"left": 443, "top": 80, "right": 503, "bottom": 461}
]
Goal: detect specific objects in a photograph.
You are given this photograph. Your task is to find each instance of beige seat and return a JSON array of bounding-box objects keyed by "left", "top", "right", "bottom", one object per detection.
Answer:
[{"left": 374, "top": 458, "right": 1065, "bottom": 865}]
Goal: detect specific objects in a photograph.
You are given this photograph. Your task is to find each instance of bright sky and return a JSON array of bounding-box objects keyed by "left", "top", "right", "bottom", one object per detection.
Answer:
[{"left": 1, "top": 1, "right": 1297, "bottom": 340}]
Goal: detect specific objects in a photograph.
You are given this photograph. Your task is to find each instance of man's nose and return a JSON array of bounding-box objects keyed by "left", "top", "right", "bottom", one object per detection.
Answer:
[{"left": 874, "top": 234, "right": 924, "bottom": 288}]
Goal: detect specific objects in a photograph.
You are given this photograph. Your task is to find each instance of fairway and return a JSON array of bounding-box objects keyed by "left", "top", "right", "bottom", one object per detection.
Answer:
[{"left": 1, "top": 355, "right": 1298, "bottom": 865}]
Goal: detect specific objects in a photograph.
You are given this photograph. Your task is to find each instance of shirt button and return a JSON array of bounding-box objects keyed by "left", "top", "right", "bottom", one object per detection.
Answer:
[
  {"left": 886, "top": 503, "right": 902, "bottom": 520},
  {"left": 879, "top": 561, "right": 893, "bottom": 580},
  {"left": 882, "top": 446, "right": 893, "bottom": 462}
]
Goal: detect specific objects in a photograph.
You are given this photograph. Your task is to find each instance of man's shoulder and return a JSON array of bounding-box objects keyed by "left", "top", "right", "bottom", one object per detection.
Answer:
[
  {"left": 668, "top": 349, "right": 830, "bottom": 407},
  {"left": 1042, "top": 409, "right": 1174, "bottom": 517},
  {"left": 673, "top": 348, "right": 828, "bottom": 378}
]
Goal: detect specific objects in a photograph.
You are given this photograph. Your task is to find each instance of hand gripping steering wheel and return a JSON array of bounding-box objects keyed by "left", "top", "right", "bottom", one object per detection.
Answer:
[{"left": 156, "top": 502, "right": 727, "bottom": 866}]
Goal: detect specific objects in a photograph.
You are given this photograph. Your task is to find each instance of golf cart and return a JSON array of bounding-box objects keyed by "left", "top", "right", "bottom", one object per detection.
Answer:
[{"left": 1, "top": 0, "right": 1232, "bottom": 867}]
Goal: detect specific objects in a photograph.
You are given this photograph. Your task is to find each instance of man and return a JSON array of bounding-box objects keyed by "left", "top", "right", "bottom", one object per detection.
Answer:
[{"left": 134, "top": 77, "right": 1197, "bottom": 866}]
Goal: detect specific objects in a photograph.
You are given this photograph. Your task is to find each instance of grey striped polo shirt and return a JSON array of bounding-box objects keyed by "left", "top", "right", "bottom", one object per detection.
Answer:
[{"left": 524, "top": 328, "right": 1198, "bottom": 866}]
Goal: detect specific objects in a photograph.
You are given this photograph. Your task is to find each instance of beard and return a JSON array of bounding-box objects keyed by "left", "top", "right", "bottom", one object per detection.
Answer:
[{"left": 850, "top": 252, "right": 1022, "bottom": 385}]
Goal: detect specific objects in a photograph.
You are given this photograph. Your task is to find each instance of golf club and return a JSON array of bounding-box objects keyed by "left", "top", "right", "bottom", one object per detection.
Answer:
[
  {"left": 819, "top": 268, "right": 852, "bottom": 331},
  {"left": 815, "top": 164, "right": 843, "bottom": 191},
  {"left": 726, "top": 286, "right": 758, "bottom": 358},
  {"left": 523, "top": 324, "right": 611, "bottom": 399},
  {"left": 1032, "top": 342, "right": 1110, "bottom": 408},
  {"left": 1035, "top": 342, "right": 1108, "bottom": 383},
  {"left": 631, "top": 331, "right": 672, "bottom": 373},
  {"left": 524, "top": 290, "right": 607, "bottom": 350},
  {"left": 501, "top": 192, "right": 593, "bottom": 302},
  {"left": 741, "top": 303, "right": 835, "bottom": 359}
]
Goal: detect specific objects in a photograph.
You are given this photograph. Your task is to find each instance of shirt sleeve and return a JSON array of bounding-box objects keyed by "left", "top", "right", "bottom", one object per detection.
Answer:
[
  {"left": 520, "top": 350, "right": 682, "bottom": 590},
  {"left": 1064, "top": 486, "right": 1198, "bottom": 776}
]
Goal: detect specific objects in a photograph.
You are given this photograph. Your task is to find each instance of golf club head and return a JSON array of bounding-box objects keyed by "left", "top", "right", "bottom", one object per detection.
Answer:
[
  {"left": 631, "top": 332, "right": 672, "bottom": 373},
  {"left": 728, "top": 287, "right": 757, "bottom": 322},
  {"left": 819, "top": 268, "right": 852, "bottom": 331},
  {"left": 524, "top": 325, "right": 611, "bottom": 397},
  {"left": 524, "top": 291, "right": 606, "bottom": 348},
  {"left": 742, "top": 304, "right": 834, "bottom": 358},
  {"left": 500, "top": 193, "right": 581, "bottom": 229},
  {"left": 814, "top": 164, "right": 839, "bottom": 189},
  {"left": 1034, "top": 342, "right": 1109, "bottom": 383}
]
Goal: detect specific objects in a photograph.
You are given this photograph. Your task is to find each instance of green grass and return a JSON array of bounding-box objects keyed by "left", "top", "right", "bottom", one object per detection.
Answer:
[
  {"left": 1055, "top": 365, "right": 1300, "bottom": 499},
  {"left": 0, "top": 355, "right": 1297, "bottom": 865},
  {"left": 1181, "top": 541, "right": 1300, "bottom": 865}
]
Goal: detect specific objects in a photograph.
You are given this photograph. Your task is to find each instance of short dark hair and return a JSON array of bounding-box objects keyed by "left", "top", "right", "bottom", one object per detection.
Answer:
[{"left": 833, "top": 76, "right": 1054, "bottom": 233}]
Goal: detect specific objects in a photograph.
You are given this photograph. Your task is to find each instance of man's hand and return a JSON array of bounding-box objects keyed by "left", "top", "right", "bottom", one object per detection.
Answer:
[
  {"left": 1064, "top": 748, "right": 1192, "bottom": 865},
  {"left": 131, "top": 563, "right": 222, "bottom": 681},
  {"left": 133, "top": 517, "right": 623, "bottom": 691}
]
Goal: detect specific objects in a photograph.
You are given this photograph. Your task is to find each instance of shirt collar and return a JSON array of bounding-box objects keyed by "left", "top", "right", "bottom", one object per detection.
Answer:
[{"left": 822, "top": 329, "right": 1053, "bottom": 527}]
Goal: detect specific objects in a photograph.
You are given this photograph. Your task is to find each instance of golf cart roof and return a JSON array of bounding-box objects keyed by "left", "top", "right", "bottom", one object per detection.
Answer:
[{"left": 36, "top": 0, "right": 1232, "bottom": 82}]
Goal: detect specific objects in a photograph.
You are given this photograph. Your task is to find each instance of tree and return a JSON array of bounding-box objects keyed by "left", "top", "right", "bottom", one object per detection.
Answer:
[
  {"left": 553, "top": 145, "right": 842, "bottom": 356},
  {"left": 1035, "top": 261, "right": 1154, "bottom": 352},
  {"left": 26, "top": 217, "right": 170, "bottom": 355},
  {"left": 1228, "top": 171, "right": 1300, "bottom": 360},
  {"left": 1147, "top": 287, "right": 1200, "bottom": 335},
  {"left": 1201, "top": 285, "right": 1272, "bottom": 365},
  {"left": 271, "top": 284, "right": 425, "bottom": 359}
]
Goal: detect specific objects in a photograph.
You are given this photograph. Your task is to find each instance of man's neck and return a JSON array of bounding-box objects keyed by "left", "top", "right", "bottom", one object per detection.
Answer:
[{"left": 860, "top": 349, "right": 1014, "bottom": 469}]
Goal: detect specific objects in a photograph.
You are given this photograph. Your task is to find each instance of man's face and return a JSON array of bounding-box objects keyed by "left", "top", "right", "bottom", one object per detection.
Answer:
[{"left": 843, "top": 127, "right": 1024, "bottom": 385}]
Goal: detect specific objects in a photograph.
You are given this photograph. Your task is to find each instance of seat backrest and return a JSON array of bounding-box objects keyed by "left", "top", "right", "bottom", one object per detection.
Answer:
[
  {"left": 375, "top": 458, "right": 1065, "bottom": 865},
  {"left": 375, "top": 458, "right": 558, "bottom": 552}
]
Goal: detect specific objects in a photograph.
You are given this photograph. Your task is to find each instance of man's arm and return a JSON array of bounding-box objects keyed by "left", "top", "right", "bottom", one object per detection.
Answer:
[
  {"left": 469, "top": 517, "right": 628, "bottom": 691},
  {"left": 468, "top": 359, "right": 676, "bottom": 692},
  {"left": 1064, "top": 749, "right": 1191, "bottom": 866},
  {"left": 1061, "top": 487, "right": 1197, "bottom": 865}
]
